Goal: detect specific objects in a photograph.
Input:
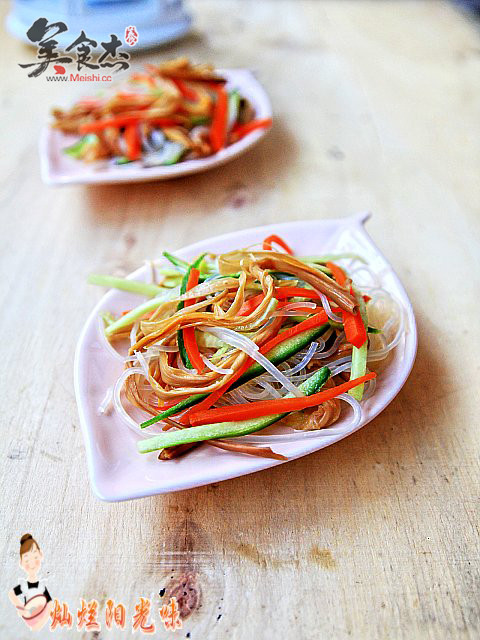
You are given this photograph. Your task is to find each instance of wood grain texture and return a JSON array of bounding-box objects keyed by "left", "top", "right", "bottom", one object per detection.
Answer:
[{"left": 1, "top": 1, "right": 479, "bottom": 638}]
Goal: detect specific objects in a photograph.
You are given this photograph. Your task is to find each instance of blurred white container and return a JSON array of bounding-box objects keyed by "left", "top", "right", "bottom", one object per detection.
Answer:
[{"left": 7, "top": 0, "right": 192, "bottom": 50}]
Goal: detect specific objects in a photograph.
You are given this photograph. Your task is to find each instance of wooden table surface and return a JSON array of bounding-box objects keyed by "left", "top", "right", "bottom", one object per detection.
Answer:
[{"left": 1, "top": 1, "right": 479, "bottom": 638}]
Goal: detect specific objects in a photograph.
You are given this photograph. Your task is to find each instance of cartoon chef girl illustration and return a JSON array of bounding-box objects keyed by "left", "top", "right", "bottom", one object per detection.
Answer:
[{"left": 8, "top": 534, "right": 53, "bottom": 631}]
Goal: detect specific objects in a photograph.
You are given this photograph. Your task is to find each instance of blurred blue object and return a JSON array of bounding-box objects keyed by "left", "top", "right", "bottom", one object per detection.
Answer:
[
  {"left": 7, "top": 0, "right": 192, "bottom": 50},
  {"left": 452, "top": 0, "right": 480, "bottom": 13}
]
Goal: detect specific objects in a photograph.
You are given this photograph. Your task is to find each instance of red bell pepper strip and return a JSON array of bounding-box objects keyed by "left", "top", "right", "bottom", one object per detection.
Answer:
[
  {"left": 144, "top": 64, "right": 158, "bottom": 75},
  {"left": 124, "top": 124, "right": 141, "bottom": 161},
  {"left": 148, "top": 117, "right": 185, "bottom": 128},
  {"left": 178, "top": 311, "right": 329, "bottom": 425},
  {"left": 116, "top": 92, "right": 152, "bottom": 105},
  {"left": 171, "top": 78, "right": 198, "bottom": 101},
  {"left": 209, "top": 87, "right": 228, "bottom": 152},
  {"left": 131, "top": 72, "right": 156, "bottom": 88},
  {"left": 274, "top": 287, "right": 321, "bottom": 300},
  {"left": 342, "top": 310, "right": 367, "bottom": 349},
  {"left": 183, "top": 268, "right": 199, "bottom": 309},
  {"left": 238, "top": 293, "right": 265, "bottom": 316},
  {"left": 189, "top": 372, "right": 376, "bottom": 426},
  {"left": 231, "top": 118, "right": 272, "bottom": 141},
  {"left": 78, "top": 98, "right": 104, "bottom": 108},
  {"left": 326, "top": 261, "right": 347, "bottom": 285},
  {"left": 240, "top": 288, "right": 329, "bottom": 317},
  {"left": 326, "top": 262, "right": 367, "bottom": 349},
  {"left": 80, "top": 116, "right": 179, "bottom": 134},
  {"left": 263, "top": 234, "right": 294, "bottom": 255},
  {"left": 257, "top": 311, "right": 328, "bottom": 352},
  {"left": 177, "top": 357, "right": 252, "bottom": 426},
  {"left": 182, "top": 268, "right": 204, "bottom": 373},
  {"left": 80, "top": 116, "right": 139, "bottom": 133}
]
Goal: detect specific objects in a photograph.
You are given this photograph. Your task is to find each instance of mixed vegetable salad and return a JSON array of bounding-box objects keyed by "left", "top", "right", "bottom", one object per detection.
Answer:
[
  {"left": 91, "top": 234, "right": 404, "bottom": 461},
  {"left": 51, "top": 58, "right": 272, "bottom": 167}
]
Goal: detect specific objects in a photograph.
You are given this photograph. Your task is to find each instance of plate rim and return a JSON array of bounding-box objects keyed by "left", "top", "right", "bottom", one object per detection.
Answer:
[{"left": 74, "top": 213, "right": 417, "bottom": 501}]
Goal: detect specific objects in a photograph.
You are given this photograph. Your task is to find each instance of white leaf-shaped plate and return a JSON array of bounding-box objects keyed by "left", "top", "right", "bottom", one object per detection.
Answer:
[
  {"left": 74, "top": 213, "right": 417, "bottom": 501},
  {"left": 39, "top": 69, "right": 271, "bottom": 186}
]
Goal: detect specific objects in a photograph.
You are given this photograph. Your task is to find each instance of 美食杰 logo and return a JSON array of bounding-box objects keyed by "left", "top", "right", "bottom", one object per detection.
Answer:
[
  {"left": 124, "top": 26, "right": 139, "bottom": 47},
  {"left": 18, "top": 18, "right": 136, "bottom": 82}
]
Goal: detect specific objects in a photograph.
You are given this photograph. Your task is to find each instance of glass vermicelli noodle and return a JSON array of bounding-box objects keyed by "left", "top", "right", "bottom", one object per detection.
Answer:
[{"left": 90, "top": 233, "right": 406, "bottom": 461}]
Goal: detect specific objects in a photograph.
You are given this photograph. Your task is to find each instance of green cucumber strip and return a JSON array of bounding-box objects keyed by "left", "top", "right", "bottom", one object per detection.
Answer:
[
  {"left": 163, "top": 277, "right": 183, "bottom": 288},
  {"left": 237, "top": 325, "right": 328, "bottom": 382},
  {"left": 105, "top": 294, "right": 176, "bottom": 338},
  {"left": 349, "top": 342, "right": 367, "bottom": 401},
  {"left": 190, "top": 115, "right": 210, "bottom": 126},
  {"left": 64, "top": 138, "right": 86, "bottom": 157},
  {"left": 162, "top": 251, "right": 189, "bottom": 271},
  {"left": 196, "top": 333, "right": 227, "bottom": 350},
  {"left": 138, "top": 366, "right": 331, "bottom": 452},
  {"left": 177, "top": 331, "right": 190, "bottom": 368},
  {"left": 161, "top": 142, "right": 185, "bottom": 166},
  {"left": 207, "top": 272, "right": 241, "bottom": 281},
  {"left": 64, "top": 134, "right": 97, "bottom": 157},
  {"left": 349, "top": 288, "right": 369, "bottom": 401},
  {"left": 157, "top": 268, "right": 183, "bottom": 288},
  {"left": 177, "top": 253, "right": 208, "bottom": 369},
  {"left": 88, "top": 274, "right": 162, "bottom": 298},
  {"left": 157, "top": 267, "right": 184, "bottom": 277},
  {"left": 299, "top": 253, "right": 367, "bottom": 264},
  {"left": 227, "top": 89, "right": 241, "bottom": 130},
  {"left": 198, "top": 259, "right": 214, "bottom": 276},
  {"left": 140, "top": 323, "right": 329, "bottom": 427},
  {"left": 210, "top": 345, "right": 230, "bottom": 363},
  {"left": 269, "top": 271, "right": 300, "bottom": 281},
  {"left": 302, "top": 262, "right": 332, "bottom": 275},
  {"left": 101, "top": 311, "right": 115, "bottom": 326}
]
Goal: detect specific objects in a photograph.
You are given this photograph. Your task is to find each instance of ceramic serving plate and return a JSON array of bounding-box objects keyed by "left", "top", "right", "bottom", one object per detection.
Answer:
[
  {"left": 39, "top": 69, "right": 272, "bottom": 186},
  {"left": 74, "top": 213, "right": 417, "bottom": 501}
]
